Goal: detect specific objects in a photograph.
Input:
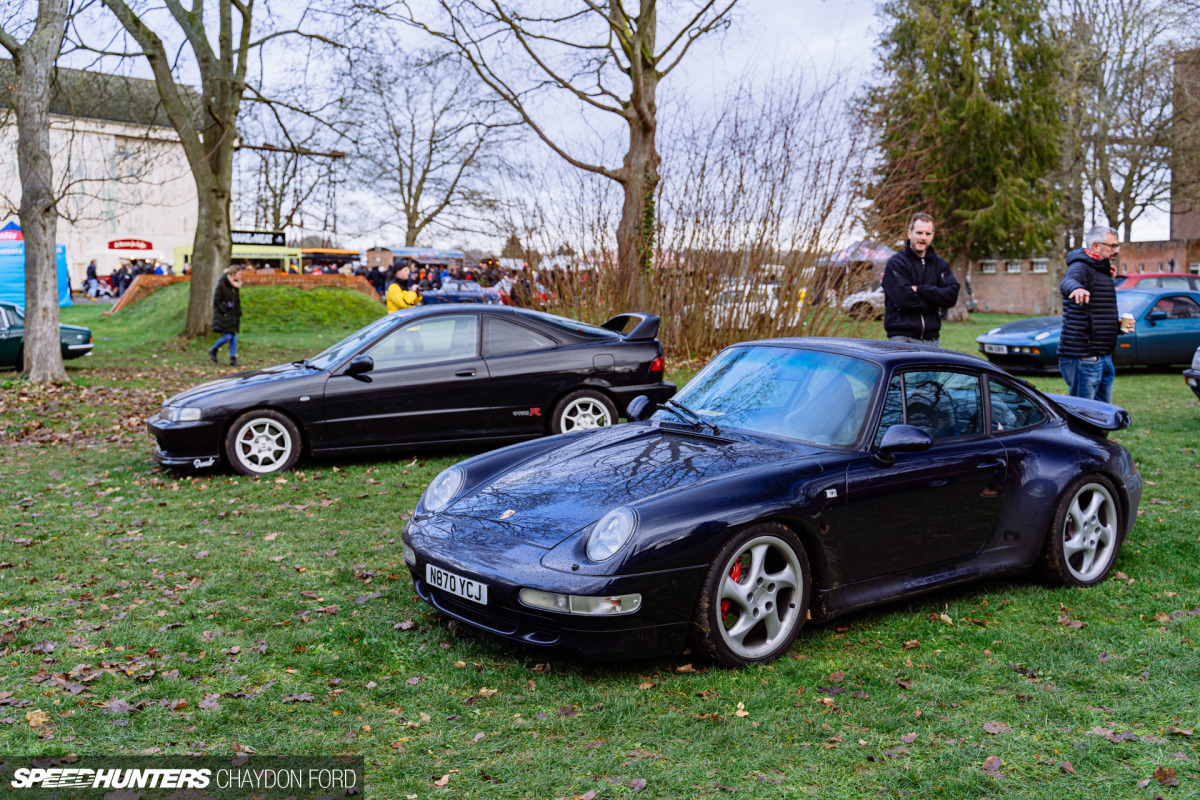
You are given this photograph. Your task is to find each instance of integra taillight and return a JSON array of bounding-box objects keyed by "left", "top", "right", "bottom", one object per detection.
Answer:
[{"left": 649, "top": 355, "right": 664, "bottom": 375}]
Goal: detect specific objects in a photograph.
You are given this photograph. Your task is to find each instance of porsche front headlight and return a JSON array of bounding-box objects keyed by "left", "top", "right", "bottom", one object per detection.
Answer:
[
  {"left": 586, "top": 507, "right": 637, "bottom": 562},
  {"left": 421, "top": 466, "right": 465, "bottom": 513}
]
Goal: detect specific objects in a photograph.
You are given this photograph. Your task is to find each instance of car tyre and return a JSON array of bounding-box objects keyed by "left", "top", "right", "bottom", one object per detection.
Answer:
[
  {"left": 551, "top": 389, "right": 617, "bottom": 434},
  {"left": 1038, "top": 474, "right": 1123, "bottom": 587},
  {"left": 224, "top": 409, "right": 302, "bottom": 476},
  {"left": 692, "top": 522, "right": 811, "bottom": 667}
]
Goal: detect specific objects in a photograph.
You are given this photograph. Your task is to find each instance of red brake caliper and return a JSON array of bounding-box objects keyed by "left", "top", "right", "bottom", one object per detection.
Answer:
[{"left": 720, "top": 561, "right": 743, "bottom": 616}]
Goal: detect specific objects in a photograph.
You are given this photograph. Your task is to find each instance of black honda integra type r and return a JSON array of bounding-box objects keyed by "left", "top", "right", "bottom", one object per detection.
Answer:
[
  {"left": 147, "top": 305, "right": 675, "bottom": 475},
  {"left": 403, "top": 339, "right": 1143, "bottom": 667}
]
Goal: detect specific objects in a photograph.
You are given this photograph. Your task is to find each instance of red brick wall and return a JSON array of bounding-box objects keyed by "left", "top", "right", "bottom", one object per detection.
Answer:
[{"left": 970, "top": 259, "right": 1059, "bottom": 316}]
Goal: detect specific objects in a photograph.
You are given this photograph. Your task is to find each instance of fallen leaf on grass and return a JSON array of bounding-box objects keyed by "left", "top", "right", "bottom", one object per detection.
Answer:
[
  {"left": 1057, "top": 615, "right": 1086, "bottom": 629},
  {"left": 281, "top": 693, "right": 315, "bottom": 703},
  {"left": 734, "top": 702, "right": 749, "bottom": 717},
  {"left": 29, "top": 641, "right": 56, "bottom": 654},
  {"left": 1155, "top": 766, "right": 1180, "bottom": 786},
  {"left": 982, "top": 755, "right": 1003, "bottom": 774},
  {"left": 628, "top": 778, "right": 646, "bottom": 791},
  {"left": 433, "top": 774, "right": 451, "bottom": 787},
  {"left": 902, "top": 639, "right": 920, "bottom": 650},
  {"left": 394, "top": 620, "right": 415, "bottom": 630},
  {"left": 1155, "top": 611, "right": 1171, "bottom": 623},
  {"left": 638, "top": 681, "right": 655, "bottom": 690},
  {"left": 982, "top": 721, "right": 1010, "bottom": 735},
  {"left": 478, "top": 687, "right": 498, "bottom": 698},
  {"left": 676, "top": 663, "right": 697, "bottom": 674},
  {"left": 1168, "top": 725, "right": 1193, "bottom": 736},
  {"left": 1059, "top": 761, "right": 1075, "bottom": 774},
  {"left": 900, "top": 733, "right": 918, "bottom": 744},
  {"left": 25, "top": 709, "right": 49, "bottom": 729}
]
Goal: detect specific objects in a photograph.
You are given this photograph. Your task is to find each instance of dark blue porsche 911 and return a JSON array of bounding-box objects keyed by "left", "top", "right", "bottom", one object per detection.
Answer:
[{"left": 403, "top": 339, "right": 1143, "bottom": 667}]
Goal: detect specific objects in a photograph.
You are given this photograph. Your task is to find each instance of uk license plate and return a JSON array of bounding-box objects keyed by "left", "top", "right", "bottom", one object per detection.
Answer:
[
  {"left": 983, "top": 343, "right": 1008, "bottom": 354},
  {"left": 427, "top": 564, "right": 488, "bottom": 605}
]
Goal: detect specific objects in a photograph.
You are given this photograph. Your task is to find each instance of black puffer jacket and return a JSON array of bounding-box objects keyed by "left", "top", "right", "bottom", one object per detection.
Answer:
[
  {"left": 882, "top": 243, "right": 960, "bottom": 340},
  {"left": 1059, "top": 249, "right": 1119, "bottom": 359},
  {"left": 211, "top": 275, "right": 242, "bottom": 334}
]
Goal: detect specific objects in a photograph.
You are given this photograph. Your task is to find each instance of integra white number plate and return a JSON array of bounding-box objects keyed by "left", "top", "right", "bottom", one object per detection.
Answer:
[
  {"left": 983, "top": 343, "right": 1008, "bottom": 354},
  {"left": 427, "top": 564, "right": 488, "bottom": 605}
]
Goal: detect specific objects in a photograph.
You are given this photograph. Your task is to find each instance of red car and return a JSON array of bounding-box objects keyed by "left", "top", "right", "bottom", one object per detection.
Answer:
[{"left": 1115, "top": 272, "right": 1200, "bottom": 291}]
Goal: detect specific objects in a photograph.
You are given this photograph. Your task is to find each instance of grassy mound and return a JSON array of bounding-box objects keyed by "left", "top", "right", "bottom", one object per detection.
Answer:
[{"left": 97, "top": 283, "right": 385, "bottom": 340}]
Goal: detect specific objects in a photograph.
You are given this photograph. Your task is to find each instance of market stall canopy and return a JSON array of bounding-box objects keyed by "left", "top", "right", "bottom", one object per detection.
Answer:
[{"left": 0, "top": 222, "right": 72, "bottom": 307}]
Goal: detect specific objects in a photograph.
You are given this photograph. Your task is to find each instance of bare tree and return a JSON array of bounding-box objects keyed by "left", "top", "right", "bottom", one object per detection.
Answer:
[
  {"left": 344, "top": 48, "right": 512, "bottom": 247},
  {"left": 0, "top": 0, "right": 69, "bottom": 383},
  {"left": 94, "top": 0, "right": 347, "bottom": 337},
  {"left": 234, "top": 103, "right": 344, "bottom": 236},
  {"left": 1054, "top": 0, "right": 1200, "bottom": 239},
  {"left": 402, "top": 1, "right": 738, "bottom": 301},
  {"left": 498, "top": 66, "right": 868, "bottom": 357}
]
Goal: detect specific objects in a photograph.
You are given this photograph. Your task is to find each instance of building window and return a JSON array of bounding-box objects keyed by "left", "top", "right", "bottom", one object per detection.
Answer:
[
  {"left": 1005, "top": 260, "right": 1022, "bottom": 274},
  {"left": 1190, "top": 262, "right": 1200, "bottom": 275},
  {"left": 980, "top": 260, "right": 997, "bottom": 274},
  {"left": 1031, "top": 259, "right": 1048, "bottom": 274}
]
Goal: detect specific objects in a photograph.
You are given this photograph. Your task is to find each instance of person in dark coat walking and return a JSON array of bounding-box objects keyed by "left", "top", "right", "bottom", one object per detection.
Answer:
[
  {"left": 208, "top": 267, "right": 244, "bottom": 366},
  {"left": 881, "top": 213, "right": 960, "bottom": 346},
  {"left": 1058, "top": 225, "right": 1132, "bottom": 403}
]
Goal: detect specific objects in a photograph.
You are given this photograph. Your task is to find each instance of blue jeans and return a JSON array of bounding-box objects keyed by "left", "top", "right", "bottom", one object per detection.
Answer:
[
  {"left": 212, "top": 332, "right": 237, "bottom": 359},
  {"left": 1059, "top": 355, "right": 1114, "bottom": 403},
  {"left": 888, "top": 334, "right": 940, "bottom": 347}
]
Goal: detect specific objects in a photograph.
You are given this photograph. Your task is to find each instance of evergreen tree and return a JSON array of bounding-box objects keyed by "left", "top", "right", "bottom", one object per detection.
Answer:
[{"left": 865, "top": 0, "right": 1064, "bottom": 319}]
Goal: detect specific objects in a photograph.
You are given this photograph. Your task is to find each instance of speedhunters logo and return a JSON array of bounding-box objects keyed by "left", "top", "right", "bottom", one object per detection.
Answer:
[
  {"left": 2, "top": 756, "right": 363, "bottom": 798},
  {"left": 11, "top": 768, "right": 209, "bottom": 789}
]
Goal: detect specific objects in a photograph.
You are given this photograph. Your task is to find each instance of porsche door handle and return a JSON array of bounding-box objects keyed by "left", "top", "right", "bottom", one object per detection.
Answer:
[
  {"left": 976, "top": 459, "right": 1006, "bottom": 470},
  {"left": 455, "top": 369, "right": 476, "bottom": 377}
]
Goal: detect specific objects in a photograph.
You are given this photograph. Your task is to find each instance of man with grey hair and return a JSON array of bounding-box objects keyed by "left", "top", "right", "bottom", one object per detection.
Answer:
[{"left": 1058, "top": 225, "right": 1131, "bottom": 402}]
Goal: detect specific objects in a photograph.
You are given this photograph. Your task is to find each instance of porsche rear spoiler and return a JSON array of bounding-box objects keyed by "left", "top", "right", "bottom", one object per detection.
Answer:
[
  {"left": 601, "top": 313, "right": 660, "bottom": 341},
  {"left": 1047, "top": 393, "right": 1132, "bottom": 433}
]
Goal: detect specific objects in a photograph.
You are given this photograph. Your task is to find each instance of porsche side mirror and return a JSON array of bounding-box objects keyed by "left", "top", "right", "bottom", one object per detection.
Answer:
[
  {"left": 1147, "top": 310, "right": 1167, "bottom": 325},
  {"left": 876, "top": 424, "right": 933, "bottom": 459},
  {"left": 345, "top": 355, "right": 374, "bottom": 377},
  {"left": 626, "top": 395, "right": 656, "bottom": 421}
]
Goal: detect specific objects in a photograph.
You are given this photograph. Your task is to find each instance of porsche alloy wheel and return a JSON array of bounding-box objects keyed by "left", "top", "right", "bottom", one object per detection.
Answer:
[
  {"left": 1039, "top": 474, "right": 1123, "bottom": 587},
  {"left": 224, "top": 410, "right": 301, "bottom": 475},
  {"left": 551, "top": 390, "right": 617, "bottom": 434},
  {"left": 693, "top": 523, "right": 811, "bottom": 667}
]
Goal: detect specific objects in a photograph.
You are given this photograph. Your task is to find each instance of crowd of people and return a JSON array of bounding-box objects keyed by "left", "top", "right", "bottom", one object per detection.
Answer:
[{"left": 82, "top": 258, "right": 177, "bottom": 298}]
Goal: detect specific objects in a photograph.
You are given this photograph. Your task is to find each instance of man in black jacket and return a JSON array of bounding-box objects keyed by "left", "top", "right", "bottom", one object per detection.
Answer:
[
  {"left": 882, "top": 213, "right": 960, "bottom": 346},
  {"left": 1058, "top": 225, "right": 1130, "bottom": 403}
]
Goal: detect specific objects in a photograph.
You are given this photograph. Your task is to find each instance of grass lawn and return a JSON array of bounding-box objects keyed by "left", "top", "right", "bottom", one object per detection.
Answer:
[{"left": 0, "top": 293, "right": 1197, "bottom": 798}]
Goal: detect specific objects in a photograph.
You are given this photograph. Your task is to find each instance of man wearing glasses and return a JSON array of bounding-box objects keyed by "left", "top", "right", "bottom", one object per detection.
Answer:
[{"left": 1058, "top": 225, "right": 1131, "bottom": 402}]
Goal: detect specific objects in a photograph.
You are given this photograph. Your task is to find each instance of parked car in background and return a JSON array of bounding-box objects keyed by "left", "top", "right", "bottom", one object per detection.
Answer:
[
  {"left": 148, "top": 305, "right": 675, "bottom": 475},
  {"left": 0, "top": 300, "right": 94, "bottom": 371},
  {"left": 711, "top": 282, "right": 806, "bottom": 329},
  {"left": 1185, "top": 346, "right": 1200, "bottom": 402},
  {"left": 1115, "top": 272, "right": 1200, "bottom": 291},
  {"left": 840, "top": 285, "right": 885, "bottom": 320},
  {"left": 404, "top": 339, "right": 1141, "bottom": 666},
  {"left": 422, "top": 279, "right": 505, "bottom": 305},
  {"left": 976, "top": 288, "right": 1200, "bottom": 373}
]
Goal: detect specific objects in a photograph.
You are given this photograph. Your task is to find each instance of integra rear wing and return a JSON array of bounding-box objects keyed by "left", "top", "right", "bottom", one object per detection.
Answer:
[
  {"left": 601, "top": 313, "right": 660, "bottom": 341},
  {"left": 1047, "top": 393, "right": 1132, "bottom": 433}
]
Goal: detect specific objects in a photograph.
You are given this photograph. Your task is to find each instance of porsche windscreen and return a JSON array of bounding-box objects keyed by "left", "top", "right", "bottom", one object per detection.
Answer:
[{"left": 658, "top": 345, "right": 882, "bottom": 446}]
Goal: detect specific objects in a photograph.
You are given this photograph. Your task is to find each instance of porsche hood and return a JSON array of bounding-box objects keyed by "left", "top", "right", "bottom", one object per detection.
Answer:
[{"left": 438, "top": 424, "right": 804, "bottom": 548}]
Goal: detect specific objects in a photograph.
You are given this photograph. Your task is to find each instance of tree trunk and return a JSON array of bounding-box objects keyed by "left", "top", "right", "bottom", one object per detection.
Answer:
[
  {"left": 6, "top": 1, "right": 69, "bottom": 383},
  {"left": 184, "top": 180, "right": 233, "bottom": 337},
  {"left": 945, "top": 252, "right": 970, "bottom": 323},
  {"left": 614, "top": 2, "right": 660, "bottom": 307}
]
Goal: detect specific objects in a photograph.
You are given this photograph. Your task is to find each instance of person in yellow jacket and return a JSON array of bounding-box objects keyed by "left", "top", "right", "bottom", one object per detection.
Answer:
[{"left": 386, "top": 276, "right": 422, "bottom": 312}]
